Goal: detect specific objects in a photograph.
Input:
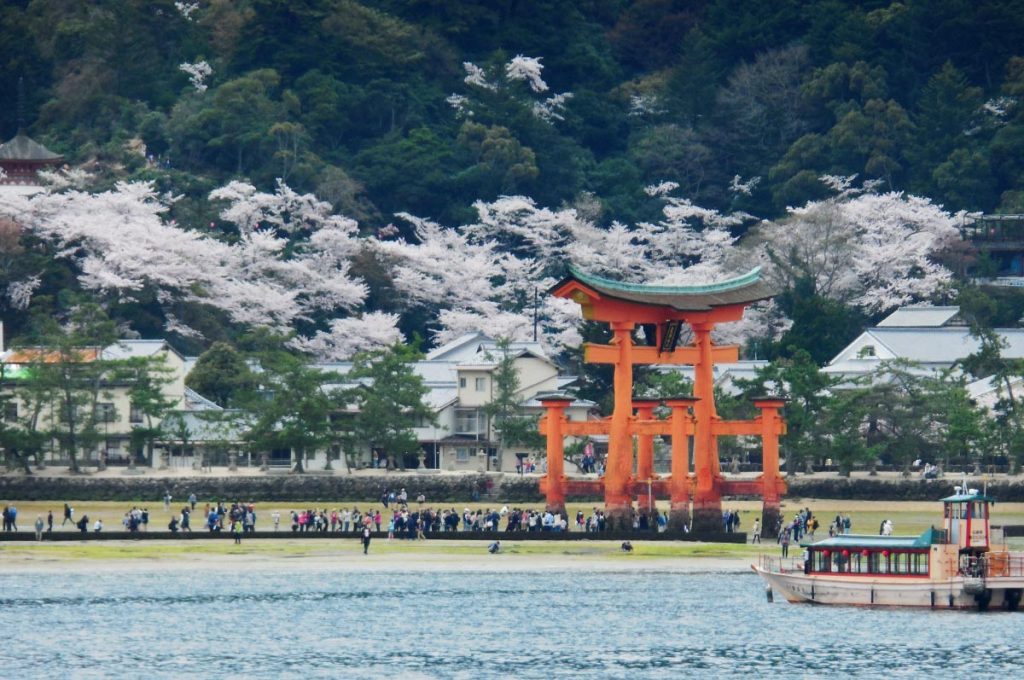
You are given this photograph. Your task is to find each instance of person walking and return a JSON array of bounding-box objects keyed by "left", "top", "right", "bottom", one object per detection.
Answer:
[
  {"left": 8, "top": 504, "right": 16, "bottom": 532},
  {"left": 46, "top": 510, "right": 53, "bottom": 534},
  {"left": 62, "top": 503, "right": 73, "bottom": 527},
  {"left": 780, "top": 528, "right": 791, "bottom": 558},
  {"left": 272, "top": 510, "right": 281, "bottom": 532},
  {"left": 361, "top": 525, "right": 372, "bottom": 554},
  {"left": 232, "top": 519, "right": 243, "bottom": 544},
  {"left": 189, "top": 492, "right": 197, "bottom": 510},
  {"left": 34, "top": 515, "right": 45, "bottom": 541},
  {"left": 751, "top": 518, "right": 761, "bottom": 544}
]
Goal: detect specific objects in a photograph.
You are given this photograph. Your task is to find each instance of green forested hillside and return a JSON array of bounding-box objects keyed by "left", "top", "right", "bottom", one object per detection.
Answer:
[{"left": 4, "top": 0, "right": 1024, "bottom": 231}]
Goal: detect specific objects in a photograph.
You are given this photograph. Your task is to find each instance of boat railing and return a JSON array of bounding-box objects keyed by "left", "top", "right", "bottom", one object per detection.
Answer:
[
  {"left": 758, "top": 554, "right": 804, "bottom": 574},
  {"left": 982, "top": 552, "right": 1024, "bottom": 578}
]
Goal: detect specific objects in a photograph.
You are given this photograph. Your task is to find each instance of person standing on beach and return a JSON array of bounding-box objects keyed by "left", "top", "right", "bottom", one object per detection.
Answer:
[
  {"left": 181, "top": 507, "right": 191, "bottom": 532},
  {"left": 47, "top": 510, "right": 53, "bottom": 533},
  {"left": 780, "top": 528, "right": 790, "bottom": 558},
  {"left": 8, "top": 504, "right": 16, "bottom": 532},
  {"left": 232, "top": 519, "right": 243, "bottom": 544},
  {"left": 361, "top": 525, "right": 372, "bottom": 554},
  {"left": 189, "top": 492, "right": 197, "bottom": 510},
  {"left": 163, "top": 492, "right": 172, "bottom": 512},
  {"left": 751, "top": 518, "right": 761, "bottom": 544},
  {"left": 34, "top": 515, "right": 44, "bottom": 541},
  {"left": 272, "top": 510, "right": 281, "bottom": 531}
]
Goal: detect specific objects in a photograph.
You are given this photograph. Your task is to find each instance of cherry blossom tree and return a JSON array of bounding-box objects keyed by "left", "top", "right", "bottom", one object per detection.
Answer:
[
  {"left": 448, "top": 56, "right": 572, "bottom": 125},
  {"left": 754, "top": 175, "right": 964, "bottom": 313},
  {"left": 0, "top": 179, "right": 398, "bottom": 359}
]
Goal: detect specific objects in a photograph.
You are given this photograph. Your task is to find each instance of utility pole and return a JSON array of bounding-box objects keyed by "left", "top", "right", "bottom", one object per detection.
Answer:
[{"left": 532, "top": 287, "right": 539, "bottom": 342}]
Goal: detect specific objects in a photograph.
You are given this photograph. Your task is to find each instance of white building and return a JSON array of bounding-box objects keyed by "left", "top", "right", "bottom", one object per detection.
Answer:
[
  {"left": 1, "top": 339, "right": 189, "bottom": 466},
  {"left": 822, "top": 305, "right": 1024, "bottom": 382},
  {"left": 317, "top": 332, "right": 594, "bottom": 472}
]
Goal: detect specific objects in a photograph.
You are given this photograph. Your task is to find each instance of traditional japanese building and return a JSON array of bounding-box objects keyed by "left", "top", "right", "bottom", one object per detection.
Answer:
[{"left": 0, "top": 129, "right": 63, "bottom": 187}]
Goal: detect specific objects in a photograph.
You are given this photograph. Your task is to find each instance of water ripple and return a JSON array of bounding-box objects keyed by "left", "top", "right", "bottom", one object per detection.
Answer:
[{"left": 0, "top": 571, "right": 1019, "bottom": 679}]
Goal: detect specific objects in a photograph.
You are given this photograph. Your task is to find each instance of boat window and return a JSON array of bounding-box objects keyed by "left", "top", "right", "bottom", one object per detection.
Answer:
[
  {"left": 973, "top": 502, "right": 986, "bottom": 520},
  {"left": 944, "top": 504, "right": 950, "bottom": 519}
]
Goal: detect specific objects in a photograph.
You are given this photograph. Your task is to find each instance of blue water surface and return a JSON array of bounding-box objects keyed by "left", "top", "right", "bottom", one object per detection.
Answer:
[{"left": 0, "top": 569, "right": 1019, "bottom": 679}]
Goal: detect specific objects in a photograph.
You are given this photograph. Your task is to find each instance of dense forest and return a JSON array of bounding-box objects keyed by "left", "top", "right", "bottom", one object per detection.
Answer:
[
  {"left": 2, "top": 0, "right": 1024, "bottom": 358},
  {"left": 5, "top": 0, "right": 1024, "bottom": 223}
]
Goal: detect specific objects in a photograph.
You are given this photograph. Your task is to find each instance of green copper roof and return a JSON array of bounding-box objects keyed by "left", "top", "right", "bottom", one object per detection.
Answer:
[
  {"left": 555, "top": 265, "right": 776, "bottom": 311},
  {"left": 567, "top": 265, "right": 763, "bottom": 295},
  {"left": 801, "top": 527, "right": 942, "bottom": 549}
]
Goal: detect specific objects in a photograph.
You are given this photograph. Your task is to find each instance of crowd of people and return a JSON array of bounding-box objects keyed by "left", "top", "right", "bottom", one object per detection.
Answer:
[{"left": 3, "top": 488, "right": 796, "bottom": 543}]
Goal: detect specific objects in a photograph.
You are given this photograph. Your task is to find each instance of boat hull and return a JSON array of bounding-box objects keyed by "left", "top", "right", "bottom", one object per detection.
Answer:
[{"left": 754, "top": 566, "right": 1024, "bottom": 610}]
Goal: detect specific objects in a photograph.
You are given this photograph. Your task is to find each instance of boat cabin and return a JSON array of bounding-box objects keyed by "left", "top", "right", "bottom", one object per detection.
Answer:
[
  {"left": 942, "top": 487, "right": 993, "bottom": 552},
  {"left": 801, "top": 529, "right": 942, "bottom": 577}
]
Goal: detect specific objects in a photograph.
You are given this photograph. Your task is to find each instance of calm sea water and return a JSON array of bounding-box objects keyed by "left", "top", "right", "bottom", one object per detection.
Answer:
[{"left": 0, "top": 569, "right": 1020, "bottom": 679}]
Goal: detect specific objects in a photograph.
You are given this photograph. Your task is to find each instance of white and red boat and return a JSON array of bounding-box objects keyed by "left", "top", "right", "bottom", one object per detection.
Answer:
[{"left": 754, "top": 487, "right": 1024, "bottom": 610}]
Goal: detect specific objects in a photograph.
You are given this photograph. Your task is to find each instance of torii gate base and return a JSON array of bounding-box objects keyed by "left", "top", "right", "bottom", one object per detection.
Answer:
[{"left": 540, "top": 267, "right": 787, "bottom": 537}]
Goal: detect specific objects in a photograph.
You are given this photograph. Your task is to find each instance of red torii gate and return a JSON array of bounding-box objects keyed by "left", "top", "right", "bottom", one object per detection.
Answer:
[{"left": 538, "top": 266, "right": 787, "bottom": 534}]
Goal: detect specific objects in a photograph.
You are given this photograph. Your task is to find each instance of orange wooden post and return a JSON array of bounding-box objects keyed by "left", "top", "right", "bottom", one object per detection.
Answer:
[
  {"left": 754, "top": 397, "right": 787, "bottom": 538},
  {"left": 665, "top": 397, "right": 698, "bottom": 532},
  {"left": 690, "top": 322, "right": 722, "bottom": 532},
  {"left": 634, "top": 399, "right": 659, "bottom": 524},
  {"left": 604, "top": 321, "right": 635, "bottom": 529},
  {"left": 538, "top": 394, "right": 573, "bottom": 519},
  {"left": 633, "top": 398, "right": 658, "bottom": 481}
]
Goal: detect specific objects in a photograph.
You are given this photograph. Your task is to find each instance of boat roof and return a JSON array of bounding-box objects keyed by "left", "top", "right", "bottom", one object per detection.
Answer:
[{"left": 803, "top": 527, "right": 942, "bottom": 549}]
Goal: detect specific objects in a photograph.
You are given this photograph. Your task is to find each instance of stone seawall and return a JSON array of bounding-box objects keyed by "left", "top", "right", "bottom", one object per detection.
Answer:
[
  {"left": 2, "top": 474, "right": 1022, "bottom": 503},
  {"left": 785, "top": 477, "right": 1024, "bottom": 502},
  {"left": 0, "top": 475, "right": 504, "bottom": 503}
]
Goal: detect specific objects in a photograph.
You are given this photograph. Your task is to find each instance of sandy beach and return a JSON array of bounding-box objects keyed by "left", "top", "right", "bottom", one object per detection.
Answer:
[{"left": 0, "top": 538, "right": 758, "bottom": 574}]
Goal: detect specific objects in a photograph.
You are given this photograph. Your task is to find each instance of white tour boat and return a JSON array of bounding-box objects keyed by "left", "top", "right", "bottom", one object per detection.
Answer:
[{"left": 754, "top": 487, "right": 1024, "bottom": 610}]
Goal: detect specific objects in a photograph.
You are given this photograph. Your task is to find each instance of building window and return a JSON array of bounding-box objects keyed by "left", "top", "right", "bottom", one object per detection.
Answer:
[
  {"left": 858, "top": 345, "right": 876, "bottom": 358},
  {"left": 456, "top": 447, "right": 470, "bottom": 462},
  {"left": 475, "top": 377, "right": 486, "bottom": 391},
  {"left": 459, "top": 377, "right": 466, "bottom": 388},
  {"left": 94, "top": 402, "right": 117, "bottom": 423},
  {"left": 129, "top": 403, "right": 144, "bottom": 424},
  {"left": 3, "top": 402, "right": 16, "bottom": 423},
  {"left": 455, "top": 409, "right": 485, "bottom": 436}
]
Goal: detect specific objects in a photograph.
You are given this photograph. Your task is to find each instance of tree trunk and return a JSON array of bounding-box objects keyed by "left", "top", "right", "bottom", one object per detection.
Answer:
[{"left": 292, "top": 448, "right": 305, "bottom": 473}]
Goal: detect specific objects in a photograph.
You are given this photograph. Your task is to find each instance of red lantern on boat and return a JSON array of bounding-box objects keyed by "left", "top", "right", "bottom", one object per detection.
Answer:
[
  {"left": 861, "top": 549, "right": 870, "bottom": 557},
  {"left": 841, "top": 549, "right": 850, "bottom": 557},
  {"left": 822, "top": 549, "right": 831, "bottom": 557},
  {"left": 882, "top": 550, "right": 890, "bottom": 557}
]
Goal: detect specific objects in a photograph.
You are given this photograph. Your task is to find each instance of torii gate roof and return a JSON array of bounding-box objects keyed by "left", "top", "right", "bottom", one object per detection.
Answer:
[{"left": 551, "top": 265, "right": 775, "bottom": 312}]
